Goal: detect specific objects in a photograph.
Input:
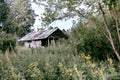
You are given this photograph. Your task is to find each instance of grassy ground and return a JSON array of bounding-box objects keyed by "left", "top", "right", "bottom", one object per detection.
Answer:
[{"left": 0, "top": 45, "right": 120, "bottom": 80}]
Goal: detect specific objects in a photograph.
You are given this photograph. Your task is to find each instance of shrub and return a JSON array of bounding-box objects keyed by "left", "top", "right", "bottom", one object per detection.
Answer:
[
  {"left": 0, "top": 38, "right": 16, "bottom": 53},
  {"left": 70, "top": 22, "right": 113, "bottom": 60}
]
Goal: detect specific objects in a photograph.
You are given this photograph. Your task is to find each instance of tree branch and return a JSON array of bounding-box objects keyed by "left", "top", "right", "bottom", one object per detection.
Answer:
[{"left": 98, "top": 2, "right": 120, "bottom": 61}]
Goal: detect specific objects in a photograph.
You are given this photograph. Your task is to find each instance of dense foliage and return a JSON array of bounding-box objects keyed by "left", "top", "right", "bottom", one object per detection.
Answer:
[
  {"left": 0, "top": 0, "right": 35, "bottom": 37},
  {"left": 0, "top": 0, "right": 34, "bottom": 53},
  {"left": 69, "top": 22, "right": 113, "bottom": 60},
  {"left": 0, "top": 38, "right": 16, "bottom": 53},
  {"left": 0, "top": 47, "right": 119, "bottom": 80},
  {"left": 0, "top": 0, "right": 9, "bottom": 23}
]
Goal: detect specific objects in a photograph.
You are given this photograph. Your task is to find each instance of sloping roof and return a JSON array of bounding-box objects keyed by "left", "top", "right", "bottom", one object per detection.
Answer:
[
  {"left": 18, "top": 27, "right": 61, "bottom": 42},
  {"left": 18, "top": 32, "right": 39, "bottom": 41},
  {"left": 35, "top": 27, "right": 58, "bottom": 40}
]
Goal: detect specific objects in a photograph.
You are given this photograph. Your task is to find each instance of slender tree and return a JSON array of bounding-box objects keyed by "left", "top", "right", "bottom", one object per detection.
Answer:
[
  {"left": 0, "top": 0, "right": 9, "bottom": 24},
  {"left": 97, "top": 0, "right": 120, "bottom": 61},
  {"left": 2, "top": 0, "right": 35, "bottom": 37}
]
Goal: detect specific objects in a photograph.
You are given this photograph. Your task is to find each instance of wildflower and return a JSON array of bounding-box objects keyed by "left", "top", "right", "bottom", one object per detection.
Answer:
[
  {"left": 28, "top": 62, "right": 38, "bottom": 70},
  {"left": 74, "top": 64, "right": 78, "bottom": 68},
  {"left": 91, "top": 63, "right": 96, "bottom": 68},
  {"left": 81, "top": 63, "right": 86, "bottom": 68},
  {"left": 108, "top": 58, "right": 113, "bottom": 66},
  {"left": 69, "top": 68, "right": 73, "bottom": 73},
  {"left": 84, "top": 55, "right": 91, "bottom": 60},
  {"left": 58, "top": 62, "right": 63, "bottom": 68},
  {"left": 45, "top": 62, "right": 49, "bottom": 67},
  {"left": 67, "top": 68, "right": 74, "bottom": 76}
]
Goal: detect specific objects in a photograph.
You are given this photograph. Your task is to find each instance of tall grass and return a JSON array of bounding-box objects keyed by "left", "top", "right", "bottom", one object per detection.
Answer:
[{"left": 0, "top": 45, "right": 119, "bottom": 80}]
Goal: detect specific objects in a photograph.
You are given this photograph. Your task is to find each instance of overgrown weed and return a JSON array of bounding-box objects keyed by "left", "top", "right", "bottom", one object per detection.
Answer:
[{"left": 0, "top": 45, "right": 119, "bottom": 80}]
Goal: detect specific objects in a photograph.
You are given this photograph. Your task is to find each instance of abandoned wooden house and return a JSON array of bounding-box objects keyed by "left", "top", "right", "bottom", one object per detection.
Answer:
[{"left": 18, "top": 27, "right": 68, "bottom": 48}]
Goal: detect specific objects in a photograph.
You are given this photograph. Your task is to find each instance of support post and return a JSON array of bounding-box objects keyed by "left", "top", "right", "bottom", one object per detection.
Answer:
[{"left": 48, "top": 38, "right": 49, "bottom": 46}]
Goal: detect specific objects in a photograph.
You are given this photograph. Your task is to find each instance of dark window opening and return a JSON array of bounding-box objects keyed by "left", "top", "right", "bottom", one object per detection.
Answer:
[{"left": 41, "top": 39, "right": 48, "bottom": 46}]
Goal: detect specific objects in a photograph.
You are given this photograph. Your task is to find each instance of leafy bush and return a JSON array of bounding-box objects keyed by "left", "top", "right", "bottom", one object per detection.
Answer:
[
  {"left": 0, "top": 38, "right": 16, "bottom": 53},
  {"left": 70, "top": 22, "right": 113, "bottom": 60}
]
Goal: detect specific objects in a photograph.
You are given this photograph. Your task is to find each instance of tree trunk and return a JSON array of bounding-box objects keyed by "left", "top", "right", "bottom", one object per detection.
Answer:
[{"left": 98, "top": 2, "right": 120, "bottom": 61}]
